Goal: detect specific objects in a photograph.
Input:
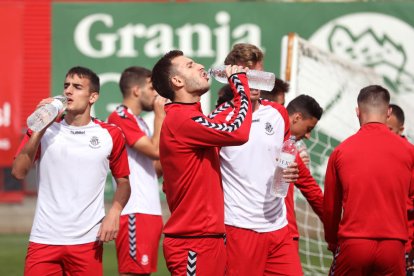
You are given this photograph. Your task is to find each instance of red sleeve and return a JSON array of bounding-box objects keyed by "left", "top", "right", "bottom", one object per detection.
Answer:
[
  {"left": 14, "top": 129, "right": 40, "bottom": 162},
  {"left": 178, "top": 73, "right": 252, "bottom": 148},
  {"left": 107, "top": 106, "right": 146, "bottom": 147},
  {"left": 208, "top": 101, "right": 235, "bottom": 123},
  {"left": 294, "top": 156, "right": 324, "bottom": 221},
  {"left": 99, "top": 123, "right": 130, "bottom": 179},
  {"left": 323, "top": 149, "right": 343, "bottom": 252}
]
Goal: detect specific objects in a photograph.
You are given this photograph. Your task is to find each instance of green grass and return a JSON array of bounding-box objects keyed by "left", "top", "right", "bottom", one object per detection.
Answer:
[
  {"left": 0, "top": 233, "right": 331, "bottom": 275},
  {"left": 0, "top": 234, "right": 169, "bottom": 275}
]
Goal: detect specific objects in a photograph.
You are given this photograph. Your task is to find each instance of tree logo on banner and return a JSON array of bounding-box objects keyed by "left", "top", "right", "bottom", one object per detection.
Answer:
[{"left": 310, "top": 12, "right": 414, "bottom": 95}]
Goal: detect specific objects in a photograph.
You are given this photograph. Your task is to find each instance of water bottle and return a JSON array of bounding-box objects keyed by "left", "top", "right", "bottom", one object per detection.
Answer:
[
  {"left": 272, "top": 135, "right": 298, "bottom": 197},
  {"left": 27, "top": 95, "right": 67, "bottom": 132},
  {"left": 208, "top": 65, "right": 276, "bottom": 91},
  {"left": 295, "top": 140, "right": 311, "bottom": 168}
]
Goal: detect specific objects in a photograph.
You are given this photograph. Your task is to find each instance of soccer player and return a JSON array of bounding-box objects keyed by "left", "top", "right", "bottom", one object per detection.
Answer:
[
  {"left": 107, "top": 66, "right": 166, "bottom": 276},
  {"left": 220, "top": 68, "right": 324, "bottom": 261},
  {"left": 262, "top": 80, "right": 325, "bottom": 248},
  {"left": 151, "top": 50, "right": 253, "bottom": 275},
  {"left": 285, "top": 95, "right": 324, "bottom": 250},
  {"left": 324, "top": 85, "right": 414, "bottom": 275},
  {"left": 217, "top": 43, "right": 301, "bottom": 275},
  {"left": 386, "top": 103, "right": 414, "bottom": 276},
  {"left": 12, "top": 66, "right": 131, "bottom": 275}
]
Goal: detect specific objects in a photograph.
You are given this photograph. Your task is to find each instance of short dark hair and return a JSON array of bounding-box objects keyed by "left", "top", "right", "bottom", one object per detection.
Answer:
[
  {"left": 224, "top": 43, "right": 263, "bottom": 68},
  {"left": 357, "top": 85, "right": 390, "bottom": 108},
  {"left": 66, "top": 66, "right": 100, "bottom": 93},
  {"left": 286, "top": 94, "right": 323, "bottom": 120},
  {"left": 389, "top": 103, "right": 405, "bottom": 125},
  {"left": 151, "top": 50, "right": 183, "bottom": 101},
  {"left": 119, "top": 66, "right": 151, "bottom": 97},
  {"left": 216, "top": 84, "right": 234, "bottom": 107}
]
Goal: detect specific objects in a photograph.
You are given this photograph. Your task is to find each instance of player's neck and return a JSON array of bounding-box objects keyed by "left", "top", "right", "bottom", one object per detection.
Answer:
[
  {"left": 173, "top": 89, "right": 201, "bottom": 103},
  {"left": 123, "top": 99, "right": 142, "bottom": 116},
  {"left": 359, "top": 114, "right": 387, "bottom": 126},
  {"left": 252, "top": 99, "right": 260, "bottom": 113},
  {"left": 64, "top": 112, "right": 92, "bottom": 127}
]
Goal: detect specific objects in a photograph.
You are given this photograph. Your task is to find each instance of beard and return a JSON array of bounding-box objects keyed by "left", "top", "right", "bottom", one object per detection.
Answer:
[
  {"left": 186, "top": 78, "right": 210, "bottom": 96},
  {"left": 142, "top": 102, "right": 154, "bottom": 112}
]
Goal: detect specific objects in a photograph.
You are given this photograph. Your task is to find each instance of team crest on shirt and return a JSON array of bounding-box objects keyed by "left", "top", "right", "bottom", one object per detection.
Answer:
[
  {"left": 141, "top": 254, "right": 149, "bottom": 265},
  {"left": 265, "top": 122, "right": 274, "bottom": 135},
  {"left": 89, "top": 136, "right": 101, "bottom": 149}
]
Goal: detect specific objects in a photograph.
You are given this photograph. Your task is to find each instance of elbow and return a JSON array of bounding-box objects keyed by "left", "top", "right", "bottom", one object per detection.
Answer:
[
  {"left": 149, "top": 150, "right": 160, "bottom": 160},
  {"left": 239, "top": 134, "right": 249, "bottom": 144},
  {"left": 227, "top": 132, "right": 249, "bottom": 146},
  {"left": 126, "top": 183, "right": 131, "bottom": 200}
]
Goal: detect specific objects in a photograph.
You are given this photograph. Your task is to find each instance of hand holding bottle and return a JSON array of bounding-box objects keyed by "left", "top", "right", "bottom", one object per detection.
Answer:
[
  {"left": 282, "top": 161, "right": 299, "bottom": 184},
  {"left": 224, "top": 65, "right": 249, "bottom": 78},
  {"left": 209, "top": 64, "right": 276, "bottom": 91},
  {"left": 27, "top": 95, "right": 67, "bottom": 132},
  {"left": 272, "top": 135, "right": 299, "bottom": 197}
]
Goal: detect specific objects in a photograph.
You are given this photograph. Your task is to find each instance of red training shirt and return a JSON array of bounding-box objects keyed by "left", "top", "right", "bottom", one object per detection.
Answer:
[
  {"left": 161, "top": 73, "right": 252, "bottom": 237},
  {"left": 324, "top": 123, "right": 414, "bottom": 252}
]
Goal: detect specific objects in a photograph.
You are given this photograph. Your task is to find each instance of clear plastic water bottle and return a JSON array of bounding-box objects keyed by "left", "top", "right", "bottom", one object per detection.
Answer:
[
  {"left": 272, "top": 135, "right": 298, "bottom": 197},
  {"left": 27, "top": 95, "right": 67, "bottom": 132},
  {"left": 208, "top": 65, "right": 276, "bottom": 91},
  {"left": 295, "top": 140, "right": 311, "bottom": 168}
]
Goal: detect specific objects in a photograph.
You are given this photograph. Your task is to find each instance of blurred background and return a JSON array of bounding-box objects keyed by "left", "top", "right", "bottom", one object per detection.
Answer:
[{"left": 1, "top": 0, "right": 414, "bottom": 275}]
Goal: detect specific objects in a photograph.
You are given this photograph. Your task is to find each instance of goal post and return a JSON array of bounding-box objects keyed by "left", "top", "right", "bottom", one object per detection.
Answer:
[{"left": 280, "top": 32, "right": 384, "bottom": 275}]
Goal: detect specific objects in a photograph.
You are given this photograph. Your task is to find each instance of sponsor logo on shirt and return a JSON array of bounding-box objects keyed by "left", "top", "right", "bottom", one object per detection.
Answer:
[
  {"left": 89, "top": 136, "right": 101, "bottom": 148},
  {"left": 265, "top": 122, "right": 274, "bottom": 135},
  {"left": 70, "top": 130, "right": 85, "bottom": 135}
]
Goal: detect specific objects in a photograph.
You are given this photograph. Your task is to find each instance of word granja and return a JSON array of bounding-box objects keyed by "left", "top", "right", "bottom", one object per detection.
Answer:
[{"left": 74, "top": 11, "right": 262, "bottom": 64}]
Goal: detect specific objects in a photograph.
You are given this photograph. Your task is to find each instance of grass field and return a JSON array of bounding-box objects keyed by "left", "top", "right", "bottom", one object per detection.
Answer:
[
  {"left": 0, "top": 234, "right": 169, "bottom": 275},
  {"left": 0, "top": 234, "right": 330, "bottom": 275}
]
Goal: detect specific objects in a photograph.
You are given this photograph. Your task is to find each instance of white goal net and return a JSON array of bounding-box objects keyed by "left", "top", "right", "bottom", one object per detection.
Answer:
[{"left": 280, "top": 33, "right": 384, "bottom": 275}]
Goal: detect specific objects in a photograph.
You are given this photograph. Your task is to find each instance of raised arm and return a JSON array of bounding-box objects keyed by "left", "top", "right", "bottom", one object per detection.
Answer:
[
  {"left": 12, "top": 97, "right": 59, "bottom": 180},
  {"left": 12, "top": 130, "right": 43, "bottom": 180},
  {"left": 179, "top": 70, "right": 252, "bottom": 148},
  {"left": 132, "top": 97, "right": 166, "bottom": 160}
]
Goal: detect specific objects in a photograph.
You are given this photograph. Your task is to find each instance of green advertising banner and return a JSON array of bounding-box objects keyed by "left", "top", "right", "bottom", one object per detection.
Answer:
[
  {"left": 52, "top": 3, "right": 414, "bottom": 274},
  {"left": 52, "top": 2, "right": 414, "bottom": 125}
]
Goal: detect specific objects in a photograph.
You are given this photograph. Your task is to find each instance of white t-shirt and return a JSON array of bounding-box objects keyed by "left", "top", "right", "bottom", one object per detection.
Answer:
[
  {"left": 22, "top": 118, "right": 129, "bottom": 245},
  {"left": 220, "top": 102, "right": 289, "bottom": 232},
  {"left": 107, "top": 106, "right": 162, "bottom": 216}
]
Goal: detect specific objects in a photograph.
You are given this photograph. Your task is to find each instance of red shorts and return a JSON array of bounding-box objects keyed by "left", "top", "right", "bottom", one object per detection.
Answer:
[
  {"left": 115, "top": 213, "right": 163, "bottom": 274},
  {"left": 225, "top": 225, "right": 302, "bottom": 276},
  {"left": 24, "top": 241, "right": 103, "bottom": 276},
  {"left": 163, "top": 235, "right": 226, "bottom": 276},
  {"left": 330, "top": 238, "right": 405, "bottom": 276}
]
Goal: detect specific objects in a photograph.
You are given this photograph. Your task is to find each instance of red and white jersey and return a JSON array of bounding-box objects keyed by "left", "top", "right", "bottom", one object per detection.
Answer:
[
  {"left": 218, "top": 100, "right": 290, "bottom": 232},
  {"left": 161, "top": 73, "right": 252, "bottom": 236},
  {"left": 16, "top": 118, "right": 129, "bottom": 245},
  {"left": 107, "top": 106, "right": 161, "bottom": 216}
]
